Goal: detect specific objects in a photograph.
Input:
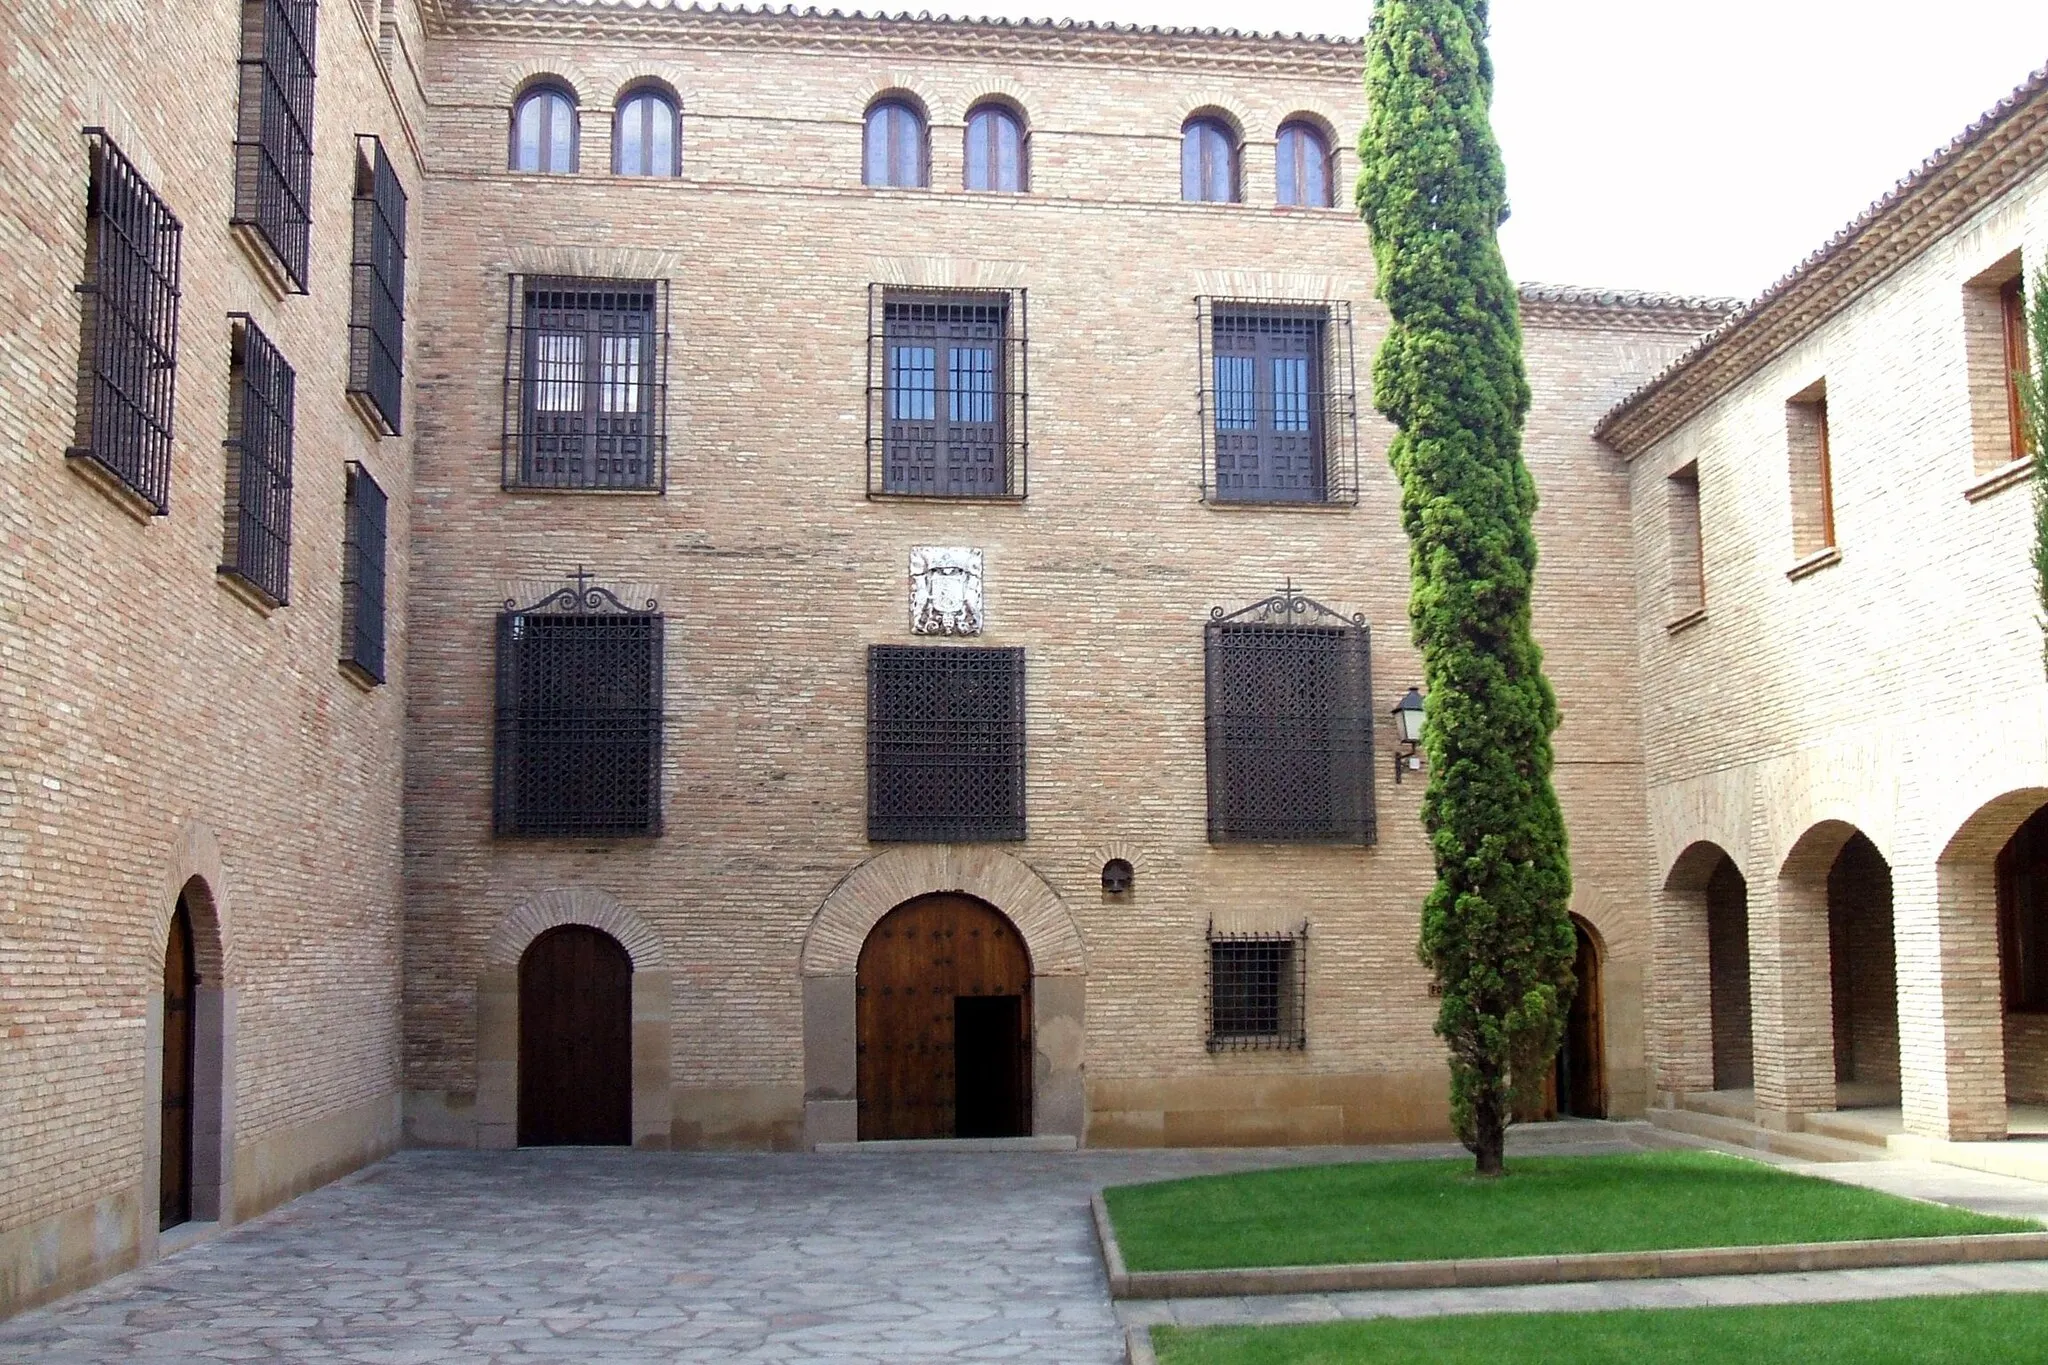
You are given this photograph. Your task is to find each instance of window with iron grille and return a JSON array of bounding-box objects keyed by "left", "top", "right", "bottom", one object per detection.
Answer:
[
  {"left": 495, "top": 582, "right": 664, "bottom": 838},
  {"left": 70, "top": 130, "right": 183, "bottom": 515},
  {"left": 1205, "top": 592, "right": 1374, "bottom": 844},
  {"left": 503, "top": 276, "right": 667, "bottom": 491},
  {"left": 347, "top": 135, "right": 406, "bottom": 435},
  {"left": 231, "top": 0, "right": 318, "bottom": 292},
  {"left": 1197, "top": 298, "right": 1359, "bottom": 505},
  {"left": 220, "top": 317, "right": 295, "bottom": 607},
  {"left": 1207, "top": 923, "right": 1308, "bottom": 1051},
  {"left": 867, "top": 286, "right": 1027, "bottom": 498},
  {"left": 868, "top": 645, "right": 1025, "bottom": 842},
  {"left": 341, "top": 462, "right": 387, "bottom": 685}
]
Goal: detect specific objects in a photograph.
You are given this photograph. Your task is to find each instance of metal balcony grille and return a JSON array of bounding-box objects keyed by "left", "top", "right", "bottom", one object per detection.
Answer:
[
  {"left": 868, "top": 645, "right": 1025, "bottom": 842},
  {"left": 347, "top": 135, "right": 406, "bottom": 435},
  {"left": 1205, "top": 591, "right": 1374, "bottom": 844},
  {"left": 504, "top": 276, "right": 668, "bottom": 490},
  {"left": 220, "top": 317, "right": 295, "bottom": 607},
  {"left": 1196, "top": 298, "right": 1358, "bottom": 505},
  {"left": 341, "top": 462, "right": 387, "bottom": 684},
  {"left": 231, "top": 0, "right": 318, "bottom": 292},
  {"left": 1207, "top": 923, "right": 1308, "bottom": 1051},
  {"left": 867, "top": 286, "right": 1027, "bottom": 499},
  {"left": 70, "top": 130, "right": 182, "bottom": 514},
  {"left": 495, "top": 579, "right": 664, "bottom": 838}
]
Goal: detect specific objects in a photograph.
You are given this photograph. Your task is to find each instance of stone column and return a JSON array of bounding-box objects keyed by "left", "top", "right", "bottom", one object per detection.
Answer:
[
  {"left": 1896, "top": 855, "right": 2008, "bottom": 1140},
  {"left": 631, "top": 971, "right": 673, "bottom": 1149},
  {"left": 1749, "top": 871, "right": 1837, "bottom": 1127}
]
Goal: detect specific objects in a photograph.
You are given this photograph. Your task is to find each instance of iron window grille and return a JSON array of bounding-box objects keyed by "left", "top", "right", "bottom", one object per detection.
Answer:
[
  {"left": 503, "top": 275, "right": 668, "bottom": 491},
  {"left": 71, "top": 130, "right": 183, "bottom": 515},
  {"left": 867, "top": 286, "right": 1027, "bottom": 499},
  {"left": 495, "top": 575, "right": 664, "bottom": 838},
  {"left": 231, "top": 0, "right": 318, "bottom": 293},
  {"left": 1196, "top": 298, "right": 1359, "bottom": 505},
  {"left": 867, "top": 645, "right": 1026, "bottom": 842},
  {"left": 346, "top": 135, "right": 406, "bottom": 435},
  {"left": 1207, "top": 922, "right": 1308, "bottom": 1051},
  {"left": 341, "top": 462, "right": 388, "bottom": 685},
  {"left": 1205, "top": 590, "right": 1375, "bottom": 844},
  {"left": 220, "top": 316, "right": 296, "bottom": 608}
]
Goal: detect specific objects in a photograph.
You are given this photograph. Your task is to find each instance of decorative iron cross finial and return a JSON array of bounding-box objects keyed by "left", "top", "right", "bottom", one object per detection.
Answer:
[{"left": 566, "top": 564, "right": 595, "bottom": 597}]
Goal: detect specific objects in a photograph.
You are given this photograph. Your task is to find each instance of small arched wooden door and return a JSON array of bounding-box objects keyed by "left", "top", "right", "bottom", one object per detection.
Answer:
[
  {"left": 857, "top": 894, "right": 1031, "bottom": 1140},
  {"left": 518, "top": 925, "right": 632, "bottom": 1146},
  {"left": 1556, "top": 917, "right": 1607, "bottom": 1118},
  {"left": 160, "top": 899, "right": 196, "bottom": 1229}
]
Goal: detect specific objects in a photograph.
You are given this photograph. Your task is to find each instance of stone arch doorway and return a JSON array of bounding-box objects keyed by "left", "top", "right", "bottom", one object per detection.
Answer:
[
  {"left": 857, "top": 895, "right": 1032, "bottom": 1140},
  {"left": 157, "top": 877, "right": 226, "bottom": 1231},
  {"left": 1555, "top": 916, "right": 1607, "bottom": 1118},
  {"left": 517, "top": 925, "right": 633, "bottom": 1146}
]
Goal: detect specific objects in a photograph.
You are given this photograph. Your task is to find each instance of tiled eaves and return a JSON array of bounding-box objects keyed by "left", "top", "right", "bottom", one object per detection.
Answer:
[
  {"left": 1518, "top": 282, "right": 1742, "bottom": 334},
  {"left": 1595, "top": 62, "right": 2048, "bottom": 458}
]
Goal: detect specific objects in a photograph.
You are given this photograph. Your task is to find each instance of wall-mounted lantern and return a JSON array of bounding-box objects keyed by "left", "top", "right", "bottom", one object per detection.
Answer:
[{"left": 1392, "top": 687, "right": 1426, "bottom": 784}]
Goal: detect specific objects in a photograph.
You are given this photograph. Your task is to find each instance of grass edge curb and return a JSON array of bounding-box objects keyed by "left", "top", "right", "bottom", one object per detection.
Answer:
[
  {"left": 1093, "top": 1192, "right": 1131, "bottom": 1296},
  {"left": 1125, "top": 1324, "right": 1157, "bottom": 1365}
]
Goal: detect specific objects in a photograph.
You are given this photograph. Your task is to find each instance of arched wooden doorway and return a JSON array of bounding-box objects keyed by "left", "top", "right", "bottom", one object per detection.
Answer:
[
  {"left": 160, "top": 899, "right": 197, "bottom": 1229},
  {"left": 518, "top": 925, "right": 632, "bottom": 1146},
  {"left": 1555, "top": 916, "right": 1607, "bottom": 1118},
  {"left": 856, "top": 894, "right": 1031, "bottom": 1140}
]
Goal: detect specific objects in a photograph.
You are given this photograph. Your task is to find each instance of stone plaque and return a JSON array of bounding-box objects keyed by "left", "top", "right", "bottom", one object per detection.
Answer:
[{"left": 909, "top": 547, "right": 983, "bottom": 636}]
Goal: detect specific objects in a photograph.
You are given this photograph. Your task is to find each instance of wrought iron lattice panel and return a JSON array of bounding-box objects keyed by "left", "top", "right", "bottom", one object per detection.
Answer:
[
  {"left": 341, "top": 462, "right": 387, "bottom": 684},
  {"left": 1205, "top": 592, "right": 1374, "bottom": 844},
  {"left": 220, "top": 317, "right": 295, "bottom": 607},
  {"left": 231, "top": 0, "right": 318, "bottom": 292},
  {"left": 867, "top": 645, "right": 1026, "bottom": 842},
  {"left": 495, "top": 583, "right": 664, "bottom": 838},
  {"left": 503, "top": 276, "right": 668, "bottom": 491},
  {"left": 347, "top": 135, "right": 406, "bottom": 435},
  {"left": 71, "top": 131, "right": 182, "bottom": 515},
  {"left": 1206, "top": 923, "right": 1309, "bottom": 1051},
  {"left": 1196, "top": 297, "right": 1358, "bottom": 505},
  {"left": 866, "top": 286, "right": 1027, "bottom": 499}
]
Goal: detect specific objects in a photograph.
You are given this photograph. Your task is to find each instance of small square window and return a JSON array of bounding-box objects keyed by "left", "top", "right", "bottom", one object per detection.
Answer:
[{"left": 1206, "top": 924, "right": 1307, "bottom": 1051}]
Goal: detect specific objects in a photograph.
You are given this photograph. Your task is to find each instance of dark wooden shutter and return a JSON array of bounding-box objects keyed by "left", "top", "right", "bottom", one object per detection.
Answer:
[
  {"left": 495, "top": 610, "right": 664, "bottom": 837},
  {"left": 341, "top": 463, "right": 387, "bottom": 684},
  {"left": 867, "top": 646, "right": 1025, "bottom": 842},
  {"left": 515, "top": 279, "right": 661, "bottom": 490},
  {"left": 1211, "top": 306, "right": 1324, "bottom": 502},
  {"left": 882, "top": 296, "right": 1008, "bottom": 495},
  {"left": 1205, "top": 621, "right": 1373, "bottom": 844}
]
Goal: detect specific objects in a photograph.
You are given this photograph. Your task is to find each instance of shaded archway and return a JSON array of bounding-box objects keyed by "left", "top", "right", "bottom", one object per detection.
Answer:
[
  {"left": 156, "top": 877, "right": 226, "bottom": 1230},
  {"left": 1998, "top": 803, "right": 2048, "bottom": 1108},
  {"left": 517, "top": 925, "right": 632, "bottom": 1146},
  {"left": 1555, "top": 916, "right": 1607, "bottom": 1118},
  {"left": 1827, "top": 832, "right": 1899, "bottom": 1100},
  {"left": 1707, "top": 856, "right": 1753, "bottom": 1091},
  {"left": 1653, "top": 841, "right": 1751, "bottom": 1099}
]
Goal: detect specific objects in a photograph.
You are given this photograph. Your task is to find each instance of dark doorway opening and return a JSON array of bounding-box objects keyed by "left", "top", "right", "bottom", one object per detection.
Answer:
[
  {"left": 1555, "top": 917, "right": 1607, "bottom": 1118},
  {"left": 160, "top": 899, "right": 196, "bottom": 1230},
  {"left": 1706, "top": 854, "right": 1754, "bottom": 1090},
  {"left": 518, "top": 925, "right": 632, "bottom": 1146},
  {"left": 954, "top": 994, "right": 1029, "bottom": 1138}
]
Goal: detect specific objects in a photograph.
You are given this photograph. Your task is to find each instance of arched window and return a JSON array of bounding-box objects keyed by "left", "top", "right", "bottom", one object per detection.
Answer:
[
  {"left": 1181, "top": 116, "right": 1239, "bottom": 203},
  {"left": 1276, "top": 121, "right": 1333, "bottom": 208},
  {"left": 963, "top": 103, "right": 1026, "bottom": 192},
  {"left": 864, "top": 99, "right": 928, "bottom": 189},
  {"left": 615, "top": 89, "right": 679, "bottom": 177},
  {"left": 511, "top": 85, "right": 577, "bottom": 174}
]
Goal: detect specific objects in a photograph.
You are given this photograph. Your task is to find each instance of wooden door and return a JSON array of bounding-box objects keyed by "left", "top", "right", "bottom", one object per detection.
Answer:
[
  {"left": 1559, "top": 920, "right": 1607, "bottom": 1118},
  {"left": 160, "top": 900, "right": 195, "bottom": 1230},
  {"left": 518, "top": 926, "right": 632, "bottom": 1146},
  {"left": 857, "top": 895, "right": 1031, "bottom": 1140}
]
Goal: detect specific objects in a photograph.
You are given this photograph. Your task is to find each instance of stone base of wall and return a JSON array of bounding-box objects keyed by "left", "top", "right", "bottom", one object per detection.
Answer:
[
  {"left": 0, "top": 1189, "right": 141, "bottom": 1321},
  {"left": 673, "top": 1085, "right": 804, "bottom": 1150},
  {"left": 231, "top": 1093, "right": 401, "bottom": 1222},
  {"left": 1085, "top": 1071, "right": 1452, "bottom": 1147}
]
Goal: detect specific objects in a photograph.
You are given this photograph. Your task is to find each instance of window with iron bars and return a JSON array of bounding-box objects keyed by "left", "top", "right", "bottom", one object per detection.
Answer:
[
  {"left": 341, "top": 462, "right": 387, "bottom": 685},
  {"left": 231, "top": 0, "right": 318, "bottom": 293},
  {"left": 494, "top": 592, "right": 664, "bottom": 838},
  {"left": 868, "top": 645, "right": 1026, "bottom": 842},
  {"left": 347, "top": 135, "right": 406, "bottom": 436},
  {"left": 1196, "top": 298, "right": 1359, "bottom": 505},
  {"left": 867, "top": 286, "right": 1027, "bottom": 498},
  {"left": 503, "top": 276, "right": 668, "bottom": 491},
  {"left": 1205, "top": 595, "right": 1375, "bottom": 844},
  {"left": 220, "top": 316, "right": 295, "bottom": 608},
  {"left": 70, "top": 130, "right": 182, "bottom": 515},
  {"left": 1207, "top": 923, "right": 1308, "bottom": 1051}
]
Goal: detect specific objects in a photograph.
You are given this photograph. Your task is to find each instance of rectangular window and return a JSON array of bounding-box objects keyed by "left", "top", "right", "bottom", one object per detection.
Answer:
[
  {"left": 1786, "top": 385, "right": 1834, "bottom": 559},
  {"left": 231, "top": 0, "right": 319, "bottom": 292},
  {"left": 1198, "top": 298, "right": 1359, "bottom": 504},
  {"left": 867, "top": 286, "right": 1027, "bottom": 498},
  {"left": 867, "top": 645, "right": 1025, "bottom": 842},
  {"left": 1667, "top": 460, "right": 1704, "bottom": 622},
  {"left": 2006, "top": 277, "right": 2034, "bottom": 466},
  {"left": 220, "top": 316, "right": 295, "bottom": 607},
  {"left": 1207, "top": 924, "right": 1308, "bottom": 1051},
  {"left": 346, "top": 135, "right": 406, "bottom": 436},
  {"left": 504, "top": 276, "right": 667, "bottom": 490},
  {"left": 494, "top": 603, "right": 664, "bottom": 837},
  {"left": 341, "top": 462, "right": 387, "bottom": 685},
  {"left": 70, "top": 130, "right": 183, "bottom": 515}
]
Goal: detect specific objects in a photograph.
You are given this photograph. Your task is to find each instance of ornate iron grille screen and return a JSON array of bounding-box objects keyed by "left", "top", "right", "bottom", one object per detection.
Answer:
[
  {"left": 503, "top": 276, "right": 668, "bottom": 491},
  {"left": 1205, "top": 592, "right": 1374, "bottom": 844},
  {"left": 867, "top": 285, "right": 1027, "bottom": 499},
  {"left": 1196, "top": 298, "right": 1358, "bottom": 505},
  {"left": 1207, "top": 923, "right": 1308, "bottom": 1051},
  {"left": 867, "top": 645, "right": 1025, "bottom": 842},
  {"left": 495, "top": 580, "right": 664, "bottom": 838},
  {"left": 231, "top": 0, "right": 318, "bottom": 292},
  {"left": 220, "top": 317, "right": 295, "bottom": 607},
  {"left": 347, "top": 135, "right": 405, "bottom": 435},
  {"left": 71, "top": 131, "right": 182, "bottom": 515},
  {"left": 341, "top": 462, "right": 387, "bottom": 684}
]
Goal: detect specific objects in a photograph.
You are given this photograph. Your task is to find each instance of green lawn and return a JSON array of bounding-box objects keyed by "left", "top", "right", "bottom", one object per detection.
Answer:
[
  {"left": 1104, "top": 1150, "right": 2034, "bottom": 1272},
  {"left": 1151, "top": 1294, "right": 2048, "bottom": 1364}
]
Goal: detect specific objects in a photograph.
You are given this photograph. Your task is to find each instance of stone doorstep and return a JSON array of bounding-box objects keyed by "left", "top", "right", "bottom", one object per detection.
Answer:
[
  {"left": 814, "top": 1135, "right": 1079, "bottom": 1154},
  {"left": 1088, "top": 1193, "right": 2048, "bottom": 1301}
]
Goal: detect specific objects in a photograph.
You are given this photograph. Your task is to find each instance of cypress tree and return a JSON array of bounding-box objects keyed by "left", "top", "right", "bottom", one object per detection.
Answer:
[{"left": 1356, "top": 0, "right": 1575, "bottom": 1176}]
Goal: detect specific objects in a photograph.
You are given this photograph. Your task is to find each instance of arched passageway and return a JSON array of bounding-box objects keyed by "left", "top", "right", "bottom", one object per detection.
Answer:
[
  {"left": 1827, "top": 832, "right": 1899, "bottom": 1100},
  {"left": 1554, "top": 916, "right": 1607, "bottom": 1118},
  {"left": 518, "top": 925, "right": 632, "bottom": 1146},
  {"left": 1706, "top": 855, "right": 1753, "bottom": 1091},
  {"left": 1999, "top": 803, "right": 2048, "bottom": 1106}
]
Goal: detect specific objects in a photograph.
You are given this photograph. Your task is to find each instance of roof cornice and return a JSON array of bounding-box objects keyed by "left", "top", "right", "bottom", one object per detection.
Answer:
[
  {"left": 1596, "top": 63, "right": 2048, "bottom": 457},
  {"left": 1517, "top": 282, "right": 1741, "bottom": 334}
]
